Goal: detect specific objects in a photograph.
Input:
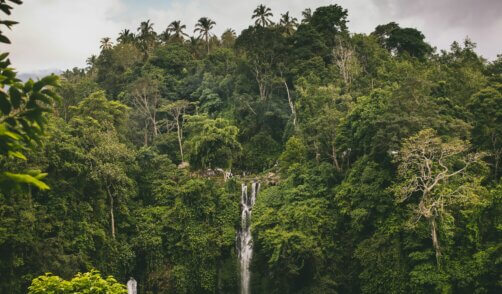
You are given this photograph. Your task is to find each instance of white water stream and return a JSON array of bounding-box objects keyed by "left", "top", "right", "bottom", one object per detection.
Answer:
[{"left": 237, "top": 182, "right": 259, "bottom": 294}]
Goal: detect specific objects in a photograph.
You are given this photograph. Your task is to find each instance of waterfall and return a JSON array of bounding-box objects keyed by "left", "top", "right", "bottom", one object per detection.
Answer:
[
  {"left": 127, "top": 277, "right": 137, "bottom": 294},
  {"left": 238, "top": 181, "right": 259, "bottom": 294}
]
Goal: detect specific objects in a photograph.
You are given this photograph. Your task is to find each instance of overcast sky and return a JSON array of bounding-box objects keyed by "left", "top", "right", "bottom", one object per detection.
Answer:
[{"left": 2, "top": 0, "right": 501, "bottom": 73}]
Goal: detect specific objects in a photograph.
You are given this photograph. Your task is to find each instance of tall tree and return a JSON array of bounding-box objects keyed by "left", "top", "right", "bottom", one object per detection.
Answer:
[
  {"left": 161, "top": 100, "right": 193, "bottom": 163},
  {"left": 117, "top": 29, "right": 135, "bottom": 44},
  {"left": 86, "top": 54, "right": 97, "bottom": 70},
  {"left": 100, "top": 37, "right": 113, "bottom": 50},
  {"left": 252, "top": 4, "right": 274, "bottom": 27},
  {"left": 194, "top": 17, "right": 216, "bottom": 53},
  {"left": 159, "top": 28, "right": 171, "bottom": 43},
  {"left": 137, "top": 20, "right": 157, "bottom": 56},
  {"left": 221, "top": 28, "right": 236, "bottom": 48},
  {"left": 468, "top": 86, "right": 502, "bottom": 180},
  {"left": 69, "top": 91, "right": 133, "bottom": 239},
  {"left": 372, "top": 22, "right": 432, "bottom": 59},
  {"left": 167, "top": 20, "right": 189, "bottom": 42},
  {"left": 279, "top": 11, "right": 298, "bottom": 36},
  {"left": 309, "top": 4, "right": 348, "bottom": 46},
  {"left": 128, "top": 72, "right": 165, "bottom": 145},
  {"left": 138, "top": 20, "right": 155, "bottom": 37},
  {"left": 332, "top": 36, "right": 361, "bottom": 89},
  {"left": 393, "top": 129, "right": 484, "bottom": 267},
  {"left": 235, "top": 26, "right": 287, "bottom": 101},
  {"left": 301, "top": 8, "right": 312, "bottom": 23}
]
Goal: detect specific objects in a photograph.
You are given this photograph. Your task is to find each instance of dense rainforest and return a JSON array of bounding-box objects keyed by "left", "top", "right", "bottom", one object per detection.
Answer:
[{"left": 0, "top": 1, "right": 501, "bottom": 293}]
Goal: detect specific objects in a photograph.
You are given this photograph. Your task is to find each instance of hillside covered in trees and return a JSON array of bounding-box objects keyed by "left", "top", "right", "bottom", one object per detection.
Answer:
[{"left": 0, "top": 1, "right": 501, "bottom": 293}]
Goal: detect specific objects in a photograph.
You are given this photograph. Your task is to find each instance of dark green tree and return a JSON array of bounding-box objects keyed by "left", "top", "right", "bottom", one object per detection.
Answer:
[{"left": 372, "top": 22, "right": 432, "bottom": 59}]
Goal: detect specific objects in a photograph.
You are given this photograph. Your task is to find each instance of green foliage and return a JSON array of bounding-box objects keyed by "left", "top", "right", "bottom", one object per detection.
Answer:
[
  {"left": 127, "top": 149, "right": 240, "bottom": 292},
  {"left": 309, "top": 4, "right": 348, "bottom": 45},
  {"left": 150, "top": 43, "right": 192, "bottom": 76},
  {"left": 0, "top": 1, "right": 60, "bottom": 191},
  {"left": 241, "top": 131, "right": 282, "bottom": 171},
  {"left": 28, "top": 270, "right": 127, "bottom": 294},
  {"left": 372, "top": 22, "right": 432, "bottom": 59},
  {"left": 1, "top": 1, "right": 500, "bottom": 293},
  {"left": 70, "top": 91, "right": 129, "bottom": 130},
  {"left": 0, "top": 69, "right": 60, "bottom": 161},
  {"left": 468, "top": 86, "right": 502, "bottom": 180},
  {"left": 252, "top": 162, "right": 338, "bottom": 293},
  {"left": 252, "top": 4, "right": 274, "bottom": 27},
  {"left": 290, "top": 24, "right": 329, "bottom": 61},
  {"left": 279, "top": 136, "right": 307, "bottom": 172},
  {"left": 185, "top": 114, "right": 241, "bottom": 169},
  {"left": 0, "top": 0, "right": 22, "bottom": 44}
]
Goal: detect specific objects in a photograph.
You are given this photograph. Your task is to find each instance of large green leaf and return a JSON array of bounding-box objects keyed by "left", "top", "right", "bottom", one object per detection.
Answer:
[
  {"left": 0, "top": 89, "right": 11, "bottom": 114},
  {"left": 33, "top": 74, "right": 59, "bottom": 92},
  {"left": 0, "top": 33, "right": 11, "bottom": 44},
  {"left": 3, "top": 172, "right": 50, "bottom": 190},
  {"left": 8, "top": 85, "right": 22, "bottom": 107}
]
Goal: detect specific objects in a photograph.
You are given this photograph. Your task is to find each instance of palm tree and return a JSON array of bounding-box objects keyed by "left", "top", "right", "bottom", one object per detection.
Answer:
[
  {"left": 86, "top": 55, "right": 97, "bottom": 75},
  {"left": 279, "top": 12, "right": 298, "bottom": 35},
  {"left": 186, "top": 36, "right": 202, "bottom": 58},
  {"left": 86, "top": 55, "right": 97, "bottom": 68},
  {"left": 301, "top": 8, "right": 312, "bottom": 24},
  {"left": 221, "top": 28, "right": 236, "bottom": 48},
  {"left": 167, "top": 20, "right": 189, "bottom": 41},
  {"left": 159, "top": 28, "right": 171, "bottom": 43},
  {"left": 137, "top": 20, "right": 157, "bottom": 55},
  {"left": 138, "top": 20, "right": 155, "bottom": 38},
  {"left": 194, "top": 17, "right": 216, "bottom": 53},
  {"left": 100, "top": 37, "right": 113, "bottom": 50},
  {"left": 137, "top": 20, "right": 156, "bottom": 43},
  {"left": 252, "top": 4, "right": 273, "bottom": 27},
  {"left": 117, "top": 29, "right": 135, "bottom": 44}
]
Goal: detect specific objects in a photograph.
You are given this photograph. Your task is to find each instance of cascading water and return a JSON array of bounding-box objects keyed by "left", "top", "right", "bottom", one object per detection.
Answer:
[{"left": 238, "top": 181, "right": 259, "bottom": 294}]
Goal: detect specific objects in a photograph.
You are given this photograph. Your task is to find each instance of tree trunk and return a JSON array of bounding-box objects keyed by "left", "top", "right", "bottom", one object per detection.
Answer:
[
  {"left": 495, "top": 153, "right": 500, "bottom": 181},
  {"left": 332, "top": 143, "right": 341, "bottom": 172},
  {"left": 492, "top": 133, "right": 501, "bottom": 180},
  {"left": 144, "top": 120, "right": 150, "bottom": 146},
  {"left": 430, "top": 216, "right": 440, "bottom": 268},
  {"left": 176, "top": 117, "right": 184, "bottom": 162},
  {"left": 314, "top": 141, "right": 320, "bottom": 163},
  {"left": 152, "top": 119, "right": 158, "bottom": 136},
  {"left": 107, "top": 184, "right": 116, "bottom": 239},
  {"left": 283, "top": 80, "right": 297, "bottom": 128},
  {"left": 152, "top": 110, "right": 158, "bottom": 136},
  {"left": 258, "top": 82, "right": 266, "bottom": 101},
  {"left": 206, "top": 34, "right": 210, "bottom": 54},
  {"left": 254, "top": 66, "right": 267, "bottom": 101}
]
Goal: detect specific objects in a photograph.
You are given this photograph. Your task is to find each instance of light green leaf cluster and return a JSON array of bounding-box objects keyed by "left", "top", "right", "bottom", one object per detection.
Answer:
[{"left": 28, "top": 271, "right": 127, "bottom": 294}]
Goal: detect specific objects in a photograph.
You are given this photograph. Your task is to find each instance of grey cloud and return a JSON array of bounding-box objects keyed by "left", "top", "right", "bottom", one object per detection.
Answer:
[
  {"left": 6, "top": 0, "right": 501, "bottom": 72},
  {"left": 377, "top": 0, "right": 502, "bottom": 28},
  {"left": 361, "top": 0, "right": 502, "bottom": 59}
]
